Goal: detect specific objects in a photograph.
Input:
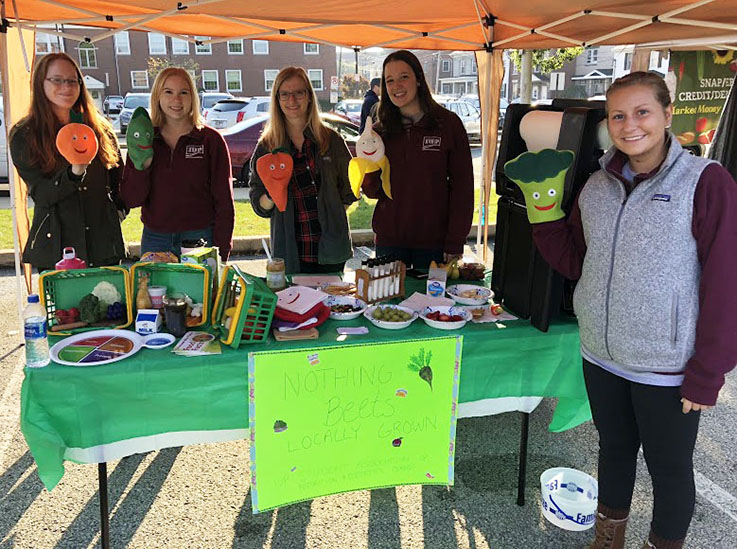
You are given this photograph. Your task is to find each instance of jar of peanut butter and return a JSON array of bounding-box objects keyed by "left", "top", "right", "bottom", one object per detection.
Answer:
[{"left": 266, "top": 258, "right": 286, "bottom": 291}]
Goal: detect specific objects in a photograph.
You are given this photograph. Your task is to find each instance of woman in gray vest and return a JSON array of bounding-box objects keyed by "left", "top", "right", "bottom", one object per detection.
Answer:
[{"left": 531, "top": 72, "right": 737, "bottom": 549}]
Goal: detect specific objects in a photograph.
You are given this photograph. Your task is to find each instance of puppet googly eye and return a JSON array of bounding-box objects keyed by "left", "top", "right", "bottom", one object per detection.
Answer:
[
  {"left": 548, "top": 189, "right": 557, "bottom": 197},
  {"left": 72, "top": 135, "right": 78, "bottom": 141},
  {"left": 279, "top": 163, "right": 286, "bottom": 169},
  {"left": 269, "top": 164, "right": 276, "bottom": 171},
  {"left": 532, "top": 192, "right": 540, "bottom": 200},
  {"left": 133, "top": 131, "right": 140, "bottom": 139}
]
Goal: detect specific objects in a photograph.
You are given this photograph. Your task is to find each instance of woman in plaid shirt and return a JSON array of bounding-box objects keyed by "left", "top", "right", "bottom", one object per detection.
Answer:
[{"left": 249, "top": 67, "right": 357, "bottom": 274}]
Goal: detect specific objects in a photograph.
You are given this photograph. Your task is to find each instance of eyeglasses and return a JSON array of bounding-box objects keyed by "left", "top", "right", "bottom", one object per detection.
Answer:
[
  {"left": 46, "top": 77, "right": 82, "bottom": 88},
  {"left": 278, "top": 89, "right": 308, "bottom": 101}
]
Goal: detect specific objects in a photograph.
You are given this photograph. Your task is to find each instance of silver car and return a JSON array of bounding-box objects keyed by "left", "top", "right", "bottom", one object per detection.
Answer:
[{"left": 119, "top": 93, "right": 151, "bottom": 134}]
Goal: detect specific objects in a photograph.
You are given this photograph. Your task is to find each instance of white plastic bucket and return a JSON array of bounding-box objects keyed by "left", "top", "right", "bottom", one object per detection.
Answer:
[{"left": 540, "top": 467, "right": 598, "bottom": 531}]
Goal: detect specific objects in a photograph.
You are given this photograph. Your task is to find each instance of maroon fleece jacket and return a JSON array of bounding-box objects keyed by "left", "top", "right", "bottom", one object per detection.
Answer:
[
  {"left": 533, "top": 151, "right": 737, "bottom": 406},
  {"left": 120, "top": 126, "right": 235, "bottom": 260},
  {"left": 362, "top": 107, "right": 474, "bottom": 255}
]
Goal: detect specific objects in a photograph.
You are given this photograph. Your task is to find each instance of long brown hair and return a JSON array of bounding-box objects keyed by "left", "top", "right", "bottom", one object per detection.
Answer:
[
  {"left": 150, "top": 67, "right": 204, "bottom": 129},
  {"left": 377, "top": 50, "right": 441, "bottom": 134},
  {"left": 13, "top": 52, "right": 119, "bottom": 175},
  {"left": 260, "top": 67, "right": 330, "bottom": 154}
]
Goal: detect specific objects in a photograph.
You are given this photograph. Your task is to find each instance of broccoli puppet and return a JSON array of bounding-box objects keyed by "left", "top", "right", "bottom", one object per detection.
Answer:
[
  {"left": 503, "top": 149, "right": 575, "bottom": 224},
  {"left": 126, "top": 107, "right": 154, "bottom": 170}
]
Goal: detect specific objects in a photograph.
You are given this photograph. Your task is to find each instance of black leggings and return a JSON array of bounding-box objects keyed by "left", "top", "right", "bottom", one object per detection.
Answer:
[{"left": 583, "top": 359, "right": 701, "bottom": 541}]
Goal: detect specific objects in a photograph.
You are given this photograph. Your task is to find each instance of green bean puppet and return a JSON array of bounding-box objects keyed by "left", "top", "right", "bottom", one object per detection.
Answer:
[
  {"left": 503, "top": 148, "right": 575, "bottom": 224},
  {"left": 126, "top": 107, "right": 154, "bottom": 170}
]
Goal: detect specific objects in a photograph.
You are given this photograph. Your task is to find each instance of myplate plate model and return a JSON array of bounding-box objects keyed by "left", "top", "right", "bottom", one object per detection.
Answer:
[
  {"left": 363, "top": 304, "right": 418, "bottom": 330},
  {"left": 50, "top": 329, "right": 143, "bottom": 366},
  {"left": 323, "top": 295, "right": 367, "bottom": 320},
  {"left": 420, "top": 306, "right": 471, "bottom": 330},
  {"left": 445, "top": 284, "right": 493, "bottom": 305}
]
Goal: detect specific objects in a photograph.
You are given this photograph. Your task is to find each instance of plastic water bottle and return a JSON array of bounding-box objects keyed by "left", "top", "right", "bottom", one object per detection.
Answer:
[{"left": 24, "top": 294, "right": 50, "bottom": 368}]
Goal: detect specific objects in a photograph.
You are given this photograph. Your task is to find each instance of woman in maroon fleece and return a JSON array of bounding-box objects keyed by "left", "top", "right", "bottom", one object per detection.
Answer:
[
  {"left": 120, "top": 67, "right": 235, "bottom": 261},
  {"left": 362, "top": 50, "right": 473, "bottom": 269},
  {"left": 532, "top": 72, "right": 737, "bottom": 549}
]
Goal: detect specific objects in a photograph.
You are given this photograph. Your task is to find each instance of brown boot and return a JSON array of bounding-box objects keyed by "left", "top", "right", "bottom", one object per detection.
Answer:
[{"left": 588, "top": 508, "right": 629, "bottom": 549}]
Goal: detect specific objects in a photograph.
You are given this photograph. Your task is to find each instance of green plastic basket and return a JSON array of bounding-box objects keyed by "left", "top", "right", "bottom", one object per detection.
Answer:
[
  {"left": 38, "top": 266, "right": 132, "bottom": 335},
  {"left": 130, "top": 262, "right": 211, "bottom": 327},
  {"left": 211, "top": 265, "right": 277, "bottom": 346}
]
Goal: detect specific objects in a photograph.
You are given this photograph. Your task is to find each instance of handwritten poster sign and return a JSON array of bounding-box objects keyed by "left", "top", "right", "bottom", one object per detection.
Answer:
[
  {"left": 248, "top": 337, "right": 462, "bottom": 513},
  {"left": 669, "top": 50, "right": 735, "bottom": 147}
]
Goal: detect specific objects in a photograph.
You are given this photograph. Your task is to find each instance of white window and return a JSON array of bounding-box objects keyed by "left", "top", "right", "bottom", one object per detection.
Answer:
[
  {"left": 304, "top": 43, "right": 319, "bottom": 55},
  {"left": 225, "top": 70, "right": 242, "bottom": 92},
  {"left": 115, "top": 31, "right": 130, "bottom": 55},
  {"left": 202, "top": 70, "right": 219, "bottom": 91},
  {"left": 253, "top": 40, "right": 269, "bottom": 55},
  {"left": 78, "top": 43, "right": 97, "bottom": 69},
  {"left": 586, "top": 47, "right": 599, "bottom": 65},
  {"left": 148, "top": 33, "right": 166, "bottom": 55},
  {"left": 131, "top": 71, "right": 149, "bottom": 89},
  {"left": 442, "top": 83, "right": 452, "bottom": 94},
  {"left": 471, "top": 62, "right": 477, "bottom": 74},
  {"left": 308, "top": 69, "right": 323, "bottom": 91},
  {"left": 624, "top": 52, "right": 633, "bottom": 71},
  {"left": 195, "top": 36, "right": 212, "bottom": 55},
  {"left": 227, "top": 39, "right": 244, "bottom": 54},
  {"left": 550, "top": 71, "right": 565, "bottom": 91},
  {"left": 172, "top": 37, "right": 190, "bottom": 55},
  {"left": 460, "top": 59, "right": 467, "bottom": 74},
  {"left": 264, "top": 69, "right": 278, "bottom": 92},
  {"left": 35, "top": 32, "right": 63, "bottom": 55},
  {"left": 442, "top": 60, "right": 451, "bottom": 72}
]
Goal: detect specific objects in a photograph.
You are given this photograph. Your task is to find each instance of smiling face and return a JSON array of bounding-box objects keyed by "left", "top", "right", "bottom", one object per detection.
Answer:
[
  {"left": 277, "top": 75, "right": 310, "bottom": 124},
  {"left": 607, "top": 84, "right": 672, "bottom": 173},
  {"left": 384, "top": 60, "right": 420, "bottom": 116},
  {"left": 56, "top": 123, "right": 98, "bottom": 165},
  {"left": 355, "top": 117, "right": 385, "bottom": 161},
  {"left": 158, "top": 74, "right": 193, "bottom": 124},
  {"left": 43, "top": 59, "right": 81, "bottom": 119}
]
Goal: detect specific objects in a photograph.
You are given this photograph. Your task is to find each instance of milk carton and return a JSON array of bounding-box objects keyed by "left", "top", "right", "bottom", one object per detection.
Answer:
[
  {"left": 135, "top": 309, "right": 162, "bottom": 335},
  {"left": 426, "top": 267, "right": 447, "bottom": 298}
]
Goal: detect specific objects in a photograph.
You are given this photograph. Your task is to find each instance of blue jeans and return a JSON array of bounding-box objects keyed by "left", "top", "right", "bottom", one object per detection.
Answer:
[{"left": 141, "top": 226, "right": 213, "bottom": 259}]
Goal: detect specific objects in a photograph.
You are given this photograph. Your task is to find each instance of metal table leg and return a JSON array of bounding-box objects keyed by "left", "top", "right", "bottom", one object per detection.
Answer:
[
  {"left": 98, "top": 462, "right": 110, "bottom": 549},
  {"left": 517, "top": 412, "right": 530, "bottom": 506}
]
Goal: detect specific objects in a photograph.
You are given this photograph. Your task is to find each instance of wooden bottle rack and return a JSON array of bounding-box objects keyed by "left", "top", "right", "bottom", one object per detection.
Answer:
[{"left": 354, "top": 262, "right": 406, "bottom": 304}]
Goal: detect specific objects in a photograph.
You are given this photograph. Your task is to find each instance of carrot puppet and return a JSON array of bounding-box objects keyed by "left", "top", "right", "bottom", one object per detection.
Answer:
[{"left": 256, "top": 148, "right": 293, "bottom": 212}]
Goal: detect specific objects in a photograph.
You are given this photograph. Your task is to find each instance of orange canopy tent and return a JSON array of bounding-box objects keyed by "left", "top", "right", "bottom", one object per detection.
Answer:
[{"left": 2, "top": 0, "right": 737, "bottom": 319}]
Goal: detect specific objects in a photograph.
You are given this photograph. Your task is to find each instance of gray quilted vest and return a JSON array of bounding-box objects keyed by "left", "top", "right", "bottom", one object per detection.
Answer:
[{"left": 573, "top": 137, "right": 714, "bottom": 373}]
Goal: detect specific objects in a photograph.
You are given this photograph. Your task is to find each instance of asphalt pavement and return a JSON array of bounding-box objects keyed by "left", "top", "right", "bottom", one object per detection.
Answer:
[{"left": 0, "top": 251, "right": 736, "bottom": 549}]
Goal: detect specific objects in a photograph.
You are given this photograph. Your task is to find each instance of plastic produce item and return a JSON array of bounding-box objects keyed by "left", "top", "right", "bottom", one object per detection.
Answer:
[
  {"left": 25, "top": 294, "right": 50, "bottom": 368},
  {"left": 55, "top": 247, "right": 87, "bottom": 270}
]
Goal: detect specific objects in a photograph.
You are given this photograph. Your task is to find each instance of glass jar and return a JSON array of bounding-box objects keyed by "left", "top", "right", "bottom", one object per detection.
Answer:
[
  {"left": 266, "top": 258, "right": 286, "bottom": 291},
  {"left": 163, "top": 293, "right": 188, "bottom": 337}
]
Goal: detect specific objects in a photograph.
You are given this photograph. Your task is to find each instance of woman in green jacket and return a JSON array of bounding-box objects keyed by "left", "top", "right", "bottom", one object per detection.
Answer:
[
  {"left": 249, "top": 66, "right": 357, "bottom": 274},
  {"left": 10, "top": 52, "right": 126, "bottom": 272}
]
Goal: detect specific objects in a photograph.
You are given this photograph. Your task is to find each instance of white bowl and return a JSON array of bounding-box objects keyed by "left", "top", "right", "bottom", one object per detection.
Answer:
[
  {"left": 446, "top": 284, "right": 493, "bottom": 305},
  {"left": 540, "top": 467, "right": 598, "bottom": 531},
  {"left": 419, "top": 306, "right": 471, "bottom": 330},
  {"left": 363, "top": 304, "right": 418, "bottom": 330},
  {"left": 323, "top": 295, "right": 367, "bottom": 320}
]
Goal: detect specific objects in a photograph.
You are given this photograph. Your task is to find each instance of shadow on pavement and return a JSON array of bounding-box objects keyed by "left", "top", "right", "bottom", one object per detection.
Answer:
[
  {"left": 368, "top": 487, "right": 401, "bottom": 549},
  {"left": 0, "top": 451, "right": 44, "bottom": 544}
]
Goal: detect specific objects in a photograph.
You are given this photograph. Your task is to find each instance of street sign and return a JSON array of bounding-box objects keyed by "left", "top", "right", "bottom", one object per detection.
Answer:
[{"left": 330, "top": 76, "right": 339, "bottom": 90}]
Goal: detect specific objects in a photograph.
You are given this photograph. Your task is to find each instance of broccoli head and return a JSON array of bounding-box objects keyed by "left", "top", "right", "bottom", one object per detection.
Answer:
[
  {"left": 503, "top": 148, "right": 575, "bottom": 224},
  {"left": 79, "top": 293, "right": 102, "bottom": 324}
]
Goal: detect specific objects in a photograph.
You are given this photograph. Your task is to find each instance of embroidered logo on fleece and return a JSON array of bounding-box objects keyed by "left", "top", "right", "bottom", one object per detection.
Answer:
[
  {"left": 185, "top": 144, "right": 204, "bottom": 159},
  {"left": 422, "top": 136, "right": 441, "bottom": 151},
  {"left": 652, "top": 194, "right": 671, "bottom": 202}
]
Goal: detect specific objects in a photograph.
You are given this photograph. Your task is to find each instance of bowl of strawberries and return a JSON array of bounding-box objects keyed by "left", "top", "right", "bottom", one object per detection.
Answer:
[{"left": 419, "top": 306, "right": 471, "bottom": 330}]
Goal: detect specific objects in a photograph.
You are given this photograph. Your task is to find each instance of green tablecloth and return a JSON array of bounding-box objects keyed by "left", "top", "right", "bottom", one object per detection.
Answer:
[{"left": 21, "top": 285, "right": 589, "bottom": 491}]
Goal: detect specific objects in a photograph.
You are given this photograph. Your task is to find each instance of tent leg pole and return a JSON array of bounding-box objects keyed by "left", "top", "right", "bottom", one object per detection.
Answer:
[
  {"left": 517, "top": 412, "right": 530, "bottom": 506},
  {"left": 98, "top": 462, "right": 111, "bottom": 549}
]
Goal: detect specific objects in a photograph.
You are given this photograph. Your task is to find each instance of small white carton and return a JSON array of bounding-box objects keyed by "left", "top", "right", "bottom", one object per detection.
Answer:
[
  {"left": 426, "top": 267, "right": 448, "bottom": 298},
  {"left": 135, "top": 309, "right": 162, "bottom": 335}
]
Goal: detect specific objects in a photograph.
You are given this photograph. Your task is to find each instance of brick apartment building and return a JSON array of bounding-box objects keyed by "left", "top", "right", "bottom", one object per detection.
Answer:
[{"left": 35, "top": 28, "right": 337, "bottom": 110}]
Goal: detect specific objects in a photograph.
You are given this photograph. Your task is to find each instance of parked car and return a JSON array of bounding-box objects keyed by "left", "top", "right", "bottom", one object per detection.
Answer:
[
  {"left": 222, "top": 113, "right": 360, "bottom": 186},
  {"left": 0, "top": 104, "right": 7, "bottom": 194},
  {"left": 102, "top": 95, "right": 124, "bottom": 116},
  {"left": 199, "top": 92, "right": 234, "bottom": 113},
  {"left": 204, "top": 96, "right": 271, "bottom": 130},
  {"left": 331, "top": 99, "right": 362, "bottom": 125},
  {"left": 438, "top": 99, "right": 481, "bottom": 141},
  {"left": 119, "top": 92, "right": 151, "bottom": 134}
]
